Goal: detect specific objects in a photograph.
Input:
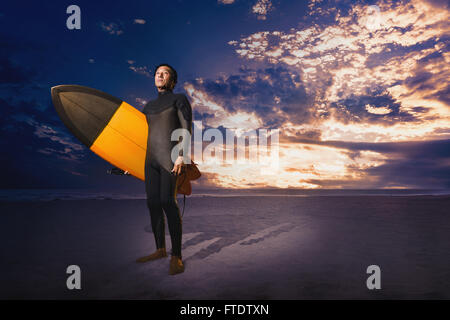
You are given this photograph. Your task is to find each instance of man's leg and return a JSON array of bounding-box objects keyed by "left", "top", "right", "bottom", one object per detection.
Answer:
[
  {"left": 159, "top": 166, "right": 184, "bottom": 274},
  {"left": 160, "top": 167, "right": 182, "bottom": 257},
  {"left": 136, "top": 158, "right": 168, "bottom": 262}
]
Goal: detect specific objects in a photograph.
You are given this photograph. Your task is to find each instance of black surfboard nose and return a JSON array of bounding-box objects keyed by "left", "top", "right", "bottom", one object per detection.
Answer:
[{"left": 51, "top": 85, "right": 122, "bottom": 147}]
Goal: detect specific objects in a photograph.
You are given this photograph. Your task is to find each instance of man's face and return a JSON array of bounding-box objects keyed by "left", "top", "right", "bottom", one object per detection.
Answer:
[{"left": 155, "top": 66, "right": 173, "bottom": 90}]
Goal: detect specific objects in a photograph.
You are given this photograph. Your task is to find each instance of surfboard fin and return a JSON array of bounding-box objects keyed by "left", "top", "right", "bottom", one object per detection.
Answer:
[{"left": 107, "top": 167, "right": 131, "bottom": 176}]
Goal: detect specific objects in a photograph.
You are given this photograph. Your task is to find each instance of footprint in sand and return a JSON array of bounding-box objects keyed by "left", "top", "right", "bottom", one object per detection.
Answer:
[{"left": 149, "top": 223, "right": 295, "bottom": 261}]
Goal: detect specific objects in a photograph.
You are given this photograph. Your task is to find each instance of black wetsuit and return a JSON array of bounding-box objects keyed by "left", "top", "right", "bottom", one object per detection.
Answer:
[{"left": 142, "top": 89, "right": 192, "bottom": 257}]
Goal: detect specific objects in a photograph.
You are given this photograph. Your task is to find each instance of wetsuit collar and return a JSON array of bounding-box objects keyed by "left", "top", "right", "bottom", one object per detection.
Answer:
[{"left": 158, "top": 89, "right": 173, "bottom": 97}]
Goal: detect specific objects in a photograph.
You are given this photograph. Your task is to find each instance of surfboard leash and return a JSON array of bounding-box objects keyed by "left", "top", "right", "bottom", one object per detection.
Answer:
[{"left": 181, "top": 194, "right": 186, "bottom": 217}]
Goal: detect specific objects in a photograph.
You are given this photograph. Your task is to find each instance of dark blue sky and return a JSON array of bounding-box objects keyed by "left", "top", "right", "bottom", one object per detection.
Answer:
[{"left": 1, "top": 0, "right": 449, "bottom": 191}]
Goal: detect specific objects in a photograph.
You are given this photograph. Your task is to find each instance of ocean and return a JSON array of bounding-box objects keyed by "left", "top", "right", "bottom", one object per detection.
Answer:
[{"left": 0, "top": 188, "right": 448, "bottom": 202}]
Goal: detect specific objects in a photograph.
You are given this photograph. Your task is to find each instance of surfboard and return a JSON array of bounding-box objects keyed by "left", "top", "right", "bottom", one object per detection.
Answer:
[{"left": 51, "top": 85, "right": 147, "bottom": 181}]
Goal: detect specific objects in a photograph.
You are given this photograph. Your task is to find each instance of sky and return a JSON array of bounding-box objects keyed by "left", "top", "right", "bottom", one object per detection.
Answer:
[{"left": 0, "top": 0, "right": 449, "bottom": 191}]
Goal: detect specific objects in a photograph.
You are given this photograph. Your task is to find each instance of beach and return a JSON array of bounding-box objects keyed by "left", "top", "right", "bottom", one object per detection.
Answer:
[{"left": 1, "top": 194, "right": 449, "bottom": 299}]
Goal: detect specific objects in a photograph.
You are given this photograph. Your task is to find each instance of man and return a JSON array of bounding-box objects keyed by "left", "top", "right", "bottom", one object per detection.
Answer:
[{"left": 136, "top": 63, "right": 192, "bottom": 276}]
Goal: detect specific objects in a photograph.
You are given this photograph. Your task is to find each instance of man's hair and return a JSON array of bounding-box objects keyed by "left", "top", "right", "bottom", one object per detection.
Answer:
[{"left": 154, "top": 63, "right": 178, "bottom": 85}]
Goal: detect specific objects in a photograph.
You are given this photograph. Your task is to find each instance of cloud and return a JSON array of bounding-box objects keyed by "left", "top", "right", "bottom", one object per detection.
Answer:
[
  {"left": 365, "top": 104, "right": 391, "bottom": 115},
  {"left": 3, "top": 100, "right": 85, "bottom": 162},
  {"left": 359, "top": 139, "right": 450, "bottom": 189},
  {"left": 100, "top": 22, "right": 124, "bottom": 35},
  {"left": 184, "top": 65, "right": 311, "bottom": 130},
  {"left": 226, "top": 0, "right": 450, "bottom": 143},
  {"left": 0, "top": 37, "right": 36, "bottom": 85},
  {"left": 177, "top": 0, "right": 450, "bottom": 189},
  {"left": 135, "top": 97, "right": 147, "bottom": 106},
  {"left": 281, "top": 138, "right": 450, "bottom": 189},
  {"left": 0, "top": 97, "right": 90, "bottom": 188},
  {"left": 0, "top": 95, "right": 144, "bottom": 189},
  {"left": 252, "top": 0, "right": 273, "bottom": 20},
  {"left": 126, "top": 60, "right": 152, "bottom": 78},
  {"left": 328, "top": 91, "right": 419, "bottom": 125},
  {"left": 218, "top": 0, "right": 235, "bottom": 4},
  {"left": 0, "top": 33, "right": 142, "bottom": 190},
  {"left": 0, "top": 57, "right": 34, "bottom": 85},
  {"left": 129, "top": 65, "right": 151, "bottom": 77},
  {"left": 191, "top": 133, "right": 450, "bottom": 189}
]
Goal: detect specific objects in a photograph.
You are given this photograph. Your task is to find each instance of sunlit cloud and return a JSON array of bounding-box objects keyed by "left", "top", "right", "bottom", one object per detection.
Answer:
[
  {"left": 190, "top": 0, "right": 450, "bottom": 189},
  {"left": 100, "top": 22, "right": 124, "bottom": 35},
  {"left": 218, "top": 0, "right": 235, "bottom": 4},
  {"left": 135, "top": 97, "right": 147, "bottom": 106},
  {"left": 184, "top": 83, "right": 264, "bottom": 130},
  {"left": 129, "top": 65, "right": 151, "bottom": 77},
  {"left": 365, "top": 104, "right": 391, "bottom": 115},
  {"left": 195, "top": 140, "right": 388, "bottom": 189},
  {"left": 252, "top": 0, "right": 273, "bottom": 20},
  {"left": 226, "top": 0, "right": 450, "bottom": 141}
]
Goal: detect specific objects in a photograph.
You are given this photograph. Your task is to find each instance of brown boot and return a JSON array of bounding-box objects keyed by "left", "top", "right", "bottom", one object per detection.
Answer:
[
  {"left": 169, "top": 255, "right": 185, "bottom": 275},
  {"left": 136, "top": 248, "right": 167, "bottom": 263}
]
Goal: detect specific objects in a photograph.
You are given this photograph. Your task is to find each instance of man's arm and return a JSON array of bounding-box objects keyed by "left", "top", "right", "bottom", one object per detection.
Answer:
[
  {"left": 175, "top": 95, "right": 192, "bottom": 161},
  {"left": 140, "top": 102, "right": 149, "bottom": 128},
  {"left": 176, "top": 95, "right": 192, "bottom": 132},
  {"left": 175, "top": 95, "right": 192, "bottom": 169}
]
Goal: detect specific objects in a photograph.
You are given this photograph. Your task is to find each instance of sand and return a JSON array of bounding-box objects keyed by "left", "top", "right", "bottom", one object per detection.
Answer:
[{"left": 0, "top": 195, "right": 449, "bottom": 299}]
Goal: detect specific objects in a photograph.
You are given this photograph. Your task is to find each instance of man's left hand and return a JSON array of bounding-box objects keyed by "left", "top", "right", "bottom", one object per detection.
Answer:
[{"left": 171, "top": 156, "right": 185, "bottom": 176}]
